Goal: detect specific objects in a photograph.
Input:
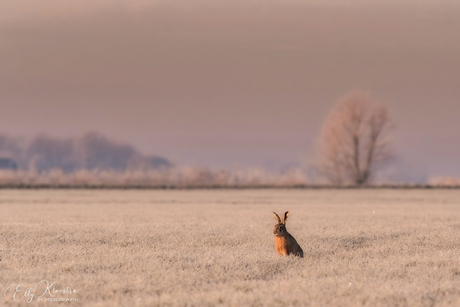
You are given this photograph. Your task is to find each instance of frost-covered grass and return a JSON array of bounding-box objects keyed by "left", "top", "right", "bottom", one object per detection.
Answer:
[{"left": 0, "top": 189, "right": 459, "bottom": 306}]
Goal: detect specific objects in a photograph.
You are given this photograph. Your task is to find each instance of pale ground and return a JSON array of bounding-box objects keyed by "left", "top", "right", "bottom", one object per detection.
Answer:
[{"left": 0, "top": 189, "right": 459, "bottom": 306}]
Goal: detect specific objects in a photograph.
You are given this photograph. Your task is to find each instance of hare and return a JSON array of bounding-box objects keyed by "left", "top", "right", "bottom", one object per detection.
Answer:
[{"left": 273, "top": 211, "right": 303, "bottom": 257}]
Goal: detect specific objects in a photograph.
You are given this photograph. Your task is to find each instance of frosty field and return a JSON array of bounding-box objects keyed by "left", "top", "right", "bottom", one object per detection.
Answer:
[{"left": 0, "top": 189, "right": 459, "bottom": 306}]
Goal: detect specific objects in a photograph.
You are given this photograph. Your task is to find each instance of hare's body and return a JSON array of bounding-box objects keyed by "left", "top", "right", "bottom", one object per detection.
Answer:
[
  {"left": 274, "top": 233, "right": 303, "bottom": 257},
  {"left": 273, "top": 211, "right": 303, "bottom": 257}
]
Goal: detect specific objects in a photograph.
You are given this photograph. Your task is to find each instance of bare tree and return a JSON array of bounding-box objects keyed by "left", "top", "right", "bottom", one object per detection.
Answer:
[{"left": 315, "top": 91, "right": 393, "bottom": 185}]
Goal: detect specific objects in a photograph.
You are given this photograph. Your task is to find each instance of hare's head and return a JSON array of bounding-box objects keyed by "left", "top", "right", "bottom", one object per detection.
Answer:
[{"left": 273, "top": 211, "right": 289, "bottom": 237}]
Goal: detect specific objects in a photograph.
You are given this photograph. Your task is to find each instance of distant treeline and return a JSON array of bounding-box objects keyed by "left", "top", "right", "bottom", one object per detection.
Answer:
[
  {"left": 0, "top": 168, "right": 458, "bottom": 189},
  {"left": 0, "top": 168, "right": 307, "bottom": 188},
  {"left": 1, "top": 132, "right": 458, "bottom": 189},
  {"left": 0, "top": 132, "right": 171, "bottom": 172}
]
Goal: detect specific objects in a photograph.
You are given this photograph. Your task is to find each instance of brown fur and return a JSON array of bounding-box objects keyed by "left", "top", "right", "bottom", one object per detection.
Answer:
[{"left": 273, "top": 211, "right": 304, "bottom": 257}]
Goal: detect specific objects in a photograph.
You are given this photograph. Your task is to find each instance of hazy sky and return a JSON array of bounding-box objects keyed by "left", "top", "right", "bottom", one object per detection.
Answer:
[{"left": 1, "top": 0, "right": 459, "bottom": 179}]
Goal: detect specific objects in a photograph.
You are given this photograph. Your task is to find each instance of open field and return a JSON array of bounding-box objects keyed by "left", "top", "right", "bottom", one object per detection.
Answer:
[{"left": 0, "top": 189, "right": 459, "bottom": 306}]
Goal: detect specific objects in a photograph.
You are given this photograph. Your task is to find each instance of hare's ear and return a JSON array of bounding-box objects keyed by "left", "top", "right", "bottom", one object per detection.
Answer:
[
  {"left": 282, "top": 211, "right": 289, "bottom": 224},
  {"left": 273, "top": 212, "right": 281, "bottom": 223}
]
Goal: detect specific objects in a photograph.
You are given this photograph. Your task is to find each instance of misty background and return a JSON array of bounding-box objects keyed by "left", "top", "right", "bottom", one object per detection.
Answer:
[
  {"left": 1, "top": 0, "right": 460, "bottom": 183},
  {"left": 0, "top": 132, "right": 171, "bottom": 172}
]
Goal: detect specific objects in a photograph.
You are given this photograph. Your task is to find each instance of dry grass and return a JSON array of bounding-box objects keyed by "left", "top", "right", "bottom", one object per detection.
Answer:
[{"left": 0, "top": 189, "right": 459, "bottom": 306}]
